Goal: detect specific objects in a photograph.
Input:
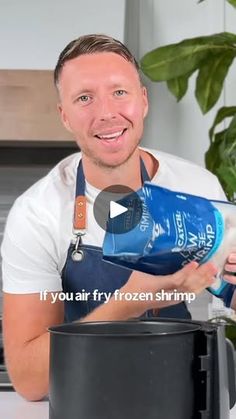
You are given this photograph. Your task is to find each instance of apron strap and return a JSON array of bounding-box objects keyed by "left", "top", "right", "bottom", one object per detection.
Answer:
[
  {"left": 75, "top": 156, "right": 151, "bottom": 197},
  {"left": 140, "top": 157, "right": 150, "bottom": 183},
  {"left": 73, "top": 156, "right": 151, "bottom": 233}
]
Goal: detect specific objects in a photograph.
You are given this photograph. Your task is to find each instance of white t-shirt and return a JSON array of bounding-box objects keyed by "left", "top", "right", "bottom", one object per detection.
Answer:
[{"left": 1, "top": 147, "right": 226, "bottom": 294}]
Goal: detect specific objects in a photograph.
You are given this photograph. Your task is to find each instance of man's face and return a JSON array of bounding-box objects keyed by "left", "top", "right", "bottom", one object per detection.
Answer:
[{"left": 58, "top": 52, "right": 148, "bottom": 168}]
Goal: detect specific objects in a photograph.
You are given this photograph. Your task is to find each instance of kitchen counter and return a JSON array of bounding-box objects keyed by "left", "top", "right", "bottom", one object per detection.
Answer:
[
  {"left": 1, "top": 391, "right": 236, "bottom": 418},
  {"left": 0, "top": 392, "right": 48, "bottom": 418}
]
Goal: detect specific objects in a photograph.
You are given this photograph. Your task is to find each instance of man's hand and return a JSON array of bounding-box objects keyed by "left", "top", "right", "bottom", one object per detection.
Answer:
[
  {"left": 221, "top": 252, "right": 236, "bottom": 310},
  {"left": 223, "top": 252, "right": 236, "bottom": 284},
  {"left": 118, "top": 261, "right": 217, "bottom": 318}
]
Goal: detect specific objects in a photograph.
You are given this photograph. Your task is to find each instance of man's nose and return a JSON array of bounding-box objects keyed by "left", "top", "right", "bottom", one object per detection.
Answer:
[{"left": 96, "top": 96, "right": 117, "bottom": 121}]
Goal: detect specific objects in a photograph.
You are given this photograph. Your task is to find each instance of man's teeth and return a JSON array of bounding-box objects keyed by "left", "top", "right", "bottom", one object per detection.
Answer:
[{"left": 97, "top": 130, "right": 124, "bottom": 140}]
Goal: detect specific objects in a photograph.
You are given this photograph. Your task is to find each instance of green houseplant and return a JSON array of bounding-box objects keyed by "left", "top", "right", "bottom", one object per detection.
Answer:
[{"left": 140, "top": 0, "right": 236, "bottom": 202}]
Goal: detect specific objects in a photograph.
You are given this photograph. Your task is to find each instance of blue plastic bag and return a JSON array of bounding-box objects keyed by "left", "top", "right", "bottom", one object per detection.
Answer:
[{"left": 103, "top": 182, "right": 236, "bottom": 297}]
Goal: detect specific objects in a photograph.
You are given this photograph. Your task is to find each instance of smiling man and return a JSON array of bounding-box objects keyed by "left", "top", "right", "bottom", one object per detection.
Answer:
[
  {"left": 56, "top": 43, "right": 149, "bottom": 190},
  {"left": 1, "top": 34, "right": 236, "bottom": 401}
]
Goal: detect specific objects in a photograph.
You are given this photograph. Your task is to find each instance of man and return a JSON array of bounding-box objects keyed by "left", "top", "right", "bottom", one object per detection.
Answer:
[{"left": 1, "top": 34, "right": 236, "bottom": 401}]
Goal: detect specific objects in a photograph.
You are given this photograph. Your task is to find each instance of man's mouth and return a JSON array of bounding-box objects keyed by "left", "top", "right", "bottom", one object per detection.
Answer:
[{"left": 95, "top": 129, "right": 127, "bottom": 141}]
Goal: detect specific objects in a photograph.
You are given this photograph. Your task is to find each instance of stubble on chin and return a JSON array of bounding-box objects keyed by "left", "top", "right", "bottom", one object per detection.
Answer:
[{"left": 81, "top": 141, "right": 141, "bottom": 170}]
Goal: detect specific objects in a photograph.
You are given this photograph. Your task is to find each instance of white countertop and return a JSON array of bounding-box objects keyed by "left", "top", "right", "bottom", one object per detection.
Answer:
[
  {"left": 0, "top": 392, "right": 48, "bottom": 419},
  {"left": 1, "top": 391, "right": 236, "bottom": 418},
  {"left": 232, "top": 405, "right": 236, "bottom": 419}
]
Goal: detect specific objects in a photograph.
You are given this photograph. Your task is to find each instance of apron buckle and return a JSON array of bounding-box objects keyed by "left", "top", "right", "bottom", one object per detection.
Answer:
[{"left": 71, "top": 231, "right": 85, "bottom": 262}]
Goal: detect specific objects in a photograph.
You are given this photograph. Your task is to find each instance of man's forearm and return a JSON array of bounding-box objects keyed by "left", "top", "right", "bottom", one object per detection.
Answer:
[
  {"left": 7, "top": 331, "right": 50, "bottom": 402},
  {"left": 79, "top": 295, "right": 137, "bottom": 322},
  {"left": 9, "top": 299, "right": 133, "bottom": 401}
]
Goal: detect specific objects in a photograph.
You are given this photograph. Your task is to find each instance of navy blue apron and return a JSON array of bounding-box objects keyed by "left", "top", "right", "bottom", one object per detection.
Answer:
[{"left": 62, "top": 158, "right": 191, "bottom": 322}]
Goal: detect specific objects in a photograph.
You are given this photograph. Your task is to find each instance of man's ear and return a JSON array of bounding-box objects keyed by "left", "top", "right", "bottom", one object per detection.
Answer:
[
  {"left": 142, "top": 86, "right": 149, "bottom": 119},
  {"left": 57, "top": 103, "right": 73, "bottom": 133}
]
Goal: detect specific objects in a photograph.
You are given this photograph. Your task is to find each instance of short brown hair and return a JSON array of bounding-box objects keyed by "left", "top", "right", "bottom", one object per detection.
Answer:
[{"left": 54, "top": 33, "right": 139, "bottom": 88}]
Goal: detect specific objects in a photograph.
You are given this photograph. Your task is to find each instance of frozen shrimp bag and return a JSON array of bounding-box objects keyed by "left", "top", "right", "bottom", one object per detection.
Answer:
[{"left": 103, "top": 182, "right": 236, "bottom": 297}]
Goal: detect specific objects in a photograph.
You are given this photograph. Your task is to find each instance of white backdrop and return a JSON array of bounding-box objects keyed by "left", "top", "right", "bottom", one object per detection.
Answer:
[{"left": 0, "top": 0, "right": 125, "bottom": 69}]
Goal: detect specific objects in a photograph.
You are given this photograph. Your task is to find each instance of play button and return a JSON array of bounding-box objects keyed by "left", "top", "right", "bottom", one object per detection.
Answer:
[
  {"left": 93, "top": 184, "right": 143, "bottom": 234},
  {"left": 110, "top": 201, "right": 128, "bottom": 219}
]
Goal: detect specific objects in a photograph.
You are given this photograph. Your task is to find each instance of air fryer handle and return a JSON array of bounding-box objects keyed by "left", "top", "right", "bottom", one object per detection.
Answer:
[{"left": 226, "top": 338, "right": 236, "bottom": 409}]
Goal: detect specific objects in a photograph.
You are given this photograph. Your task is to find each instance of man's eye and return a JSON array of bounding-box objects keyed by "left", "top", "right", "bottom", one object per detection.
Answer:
[
  {"left": 114, "top": 90, "right": 126, "bottom": 96},
  {"left": 78, "top": 95, "right": 90, "bottom": 102}
]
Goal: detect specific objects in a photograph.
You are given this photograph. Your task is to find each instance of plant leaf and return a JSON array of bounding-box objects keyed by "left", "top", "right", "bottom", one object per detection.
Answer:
[
  {"left": 195, "top": 50, "right": 235, "bottom": 114},
  {"left": 205, "top": 129, "right": 227, "bottom": 173},
  {"left": 140, "top": 41, "right": 206, "bottom": 81},
  {"left": 167, "top": 70, "right": 195, "bottom": 101},
  {"left": 199, "top": 0, "right": 236, "bottom": 8},
  {"left": 214, "top": 32, "right": 236, "bottom": 43},
  {"left": 206, "top": 114, "right": 236, "bottom": 201},
  {"left": 217, "top": 162, "right": 236, "bottom": 201},
  {"left": 209, "top": 106, "right": 236, "bottom": 142},
  {"left": 227, "top": 0, "right": 236, "bottom": 8},
  {"left": 225, "top": 113, "right": 236, "bottom": 142},
  {"left": 216, "top": 117, "right": 236, "bottom": 201},
  {"left": 140, "top": 32, "right": 236, "bottom": 82}
]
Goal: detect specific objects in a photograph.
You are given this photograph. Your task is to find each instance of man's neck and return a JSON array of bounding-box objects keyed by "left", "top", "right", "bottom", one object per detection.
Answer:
[
  {"left": 82, "top": 148, "right": 159, "bottom": 190},
  {"left": 81, "top": 148, "right": 153, "bottom": 191}
]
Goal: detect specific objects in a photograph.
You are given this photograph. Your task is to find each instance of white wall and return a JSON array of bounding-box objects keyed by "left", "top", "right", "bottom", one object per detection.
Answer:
[
  {"left": 0, "top": 0, "right": 125, "bottom": 69},
  {"left": 125, "top": 0, "right": 236, "bottom": 167}
]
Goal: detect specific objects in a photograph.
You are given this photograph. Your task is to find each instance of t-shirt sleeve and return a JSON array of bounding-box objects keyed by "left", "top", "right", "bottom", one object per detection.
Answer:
[{"left": 1, "top": 196, "right": 63, "bottom": 294}]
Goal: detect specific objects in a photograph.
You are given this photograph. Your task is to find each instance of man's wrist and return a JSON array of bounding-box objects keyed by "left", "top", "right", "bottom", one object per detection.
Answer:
[{"left": 230, "top": 289, "right": 236, "bottom": 310}]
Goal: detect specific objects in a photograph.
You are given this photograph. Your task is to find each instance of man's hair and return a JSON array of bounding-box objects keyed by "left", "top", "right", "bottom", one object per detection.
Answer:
[{"left": 54, "top": 33, "right": 140, "bottom": 88}]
